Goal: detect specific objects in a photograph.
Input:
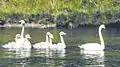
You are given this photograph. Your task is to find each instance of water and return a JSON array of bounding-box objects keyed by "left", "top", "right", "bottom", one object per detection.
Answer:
[{"left": 0, "top": 27, "right": 120, "bottom": 67}]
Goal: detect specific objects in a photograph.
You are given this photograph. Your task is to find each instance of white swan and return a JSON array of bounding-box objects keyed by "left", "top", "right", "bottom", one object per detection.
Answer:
[
  {"left": 50, "top": 31, "right": 66, "bottom": 50},
  {"left": 15, "top": 20, "right": 32, "bottom": 49},
  {"left": 78, "top": 24, "right": 106, "bottom": 50},
  {"left": 48, "top": 32, "right": 66, "bottom": 53},
  {"left": 2, "top": 34, "right": 31, "bottom": 50},
  {"left": 22, "top": 34, "right": 31, "bottom": 49},
  {"left": 33, "top": 32, "right": 54, "bottom": 49},
  {"left": 2, "top": 34, "right": 21, "bottom": 49},
  {"left": 16, "top": 20, "right": 32, "bottom": 49}
]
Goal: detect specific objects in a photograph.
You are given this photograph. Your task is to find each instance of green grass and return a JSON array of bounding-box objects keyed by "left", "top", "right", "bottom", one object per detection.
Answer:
[{"left": 0, "top": 0, "right": 119, "bottom": 21}]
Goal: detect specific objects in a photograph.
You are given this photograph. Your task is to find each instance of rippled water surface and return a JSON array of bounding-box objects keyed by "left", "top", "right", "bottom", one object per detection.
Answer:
[{"left": 0, "top": 27, "right": 120, "bottom": 67}]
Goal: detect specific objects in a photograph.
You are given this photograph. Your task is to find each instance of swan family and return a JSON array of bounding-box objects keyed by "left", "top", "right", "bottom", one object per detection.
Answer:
[
  {"left": 2, "top": 20, "right": 66, "bottom": 51},
  {"left": 33, "top": 31, "right": 66, "bottom": 50},
  {"left": 2, "top": 20, "right": 32, "bottom": 50},
  {"left": 2, "top": 20, "right": 106, "bottom": 55},
  {"left": 1, "top": 20, "right": 106, "bottom": 67},
  {"left": 33, "top": 32, "right": 54, "bottom": 49}
]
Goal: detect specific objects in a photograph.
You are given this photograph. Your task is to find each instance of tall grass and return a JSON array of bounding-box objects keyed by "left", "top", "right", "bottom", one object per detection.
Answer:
[{"left": 0, "top": 0, "right": 119, "bottom": 25}]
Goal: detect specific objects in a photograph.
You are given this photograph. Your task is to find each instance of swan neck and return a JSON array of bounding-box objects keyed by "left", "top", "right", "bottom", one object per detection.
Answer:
[
  {"left": 99, "top": 26, "right": 104, "bottom": 49},
  {"left": 21, "top": 25, "right": 24, "bottom": 39},
  {"left": 60, "top": 35, "right": 65, "bottom": 45},
  {"left": 46, "top": 34, "right": 49, "bottom": 43},
  {"left": 49, "top": 36, "right": 52, "bottom": 45}
]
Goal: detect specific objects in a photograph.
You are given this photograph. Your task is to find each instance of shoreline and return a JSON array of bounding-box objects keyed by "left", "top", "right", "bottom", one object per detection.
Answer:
[
  {"left": 0, "top": 23, "right": 56, "bottom": 28},
  {"left": 1, "top": 22, "right": 120, "bottom": 28}
]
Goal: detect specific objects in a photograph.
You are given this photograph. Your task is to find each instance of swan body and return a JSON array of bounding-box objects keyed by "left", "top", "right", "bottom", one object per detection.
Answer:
[
  {"left": 79, "top": 43, "right": 102, "bottom": 50},
  {"left": 78, "top": 24, "right": 105, "bottom": 50},
  {"left": 2, "top": 34, "right": 31, "bottom": 50},
  {"left": 2, "top": 34, "right": 21, "bottom": 49},
  {"left": 2, "top": 42, "right": 16, "bottom": 49},
  {"left": 33, "top": 32, "right": 54, "bottom": 49},
  {"left": 81, "top": 50, "right": 104, "bottom": 57}
]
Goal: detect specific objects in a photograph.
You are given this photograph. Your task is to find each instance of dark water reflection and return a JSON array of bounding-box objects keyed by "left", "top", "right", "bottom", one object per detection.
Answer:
[{"left": 0, "top": 27, "right": 120, "bottom": 67}]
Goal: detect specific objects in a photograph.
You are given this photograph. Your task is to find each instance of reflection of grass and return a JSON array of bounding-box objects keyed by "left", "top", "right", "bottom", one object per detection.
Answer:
[
  {"left": 66, "top": 34, "right": 120, "bottom": 47},
  {"left": 30, "top": 28, "right": 61, "bottom": 44},
  {"left": 51, "top": 29, "right": 60, "bottom": 43},
  {"left": 106, "top": 37, "right": 120, "bottom": 44},
  {"left": 0, "top": 50, "right": 16, "bottom": 58},
  {"left": 66, "top": 35, "right": 100, "bottom": 46},
  {"left": 106, "top": 50, "right": 120, "bottom": 56}
]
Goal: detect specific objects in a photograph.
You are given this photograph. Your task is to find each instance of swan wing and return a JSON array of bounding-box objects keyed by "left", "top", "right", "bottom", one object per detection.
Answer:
[
  {"left": 50, "top": 44, "right": 57, "bottom": 49},
  {"left": 33, "top": 42, "right": 43, "bottom": 48},
  {"left": 2, "top": 42, "right": 15, "bottom": 48}
]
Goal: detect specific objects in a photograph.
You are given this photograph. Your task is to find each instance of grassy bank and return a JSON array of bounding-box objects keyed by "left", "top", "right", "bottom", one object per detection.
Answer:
[{"left": 0, "top": 0, "right": 119, "bottom": 28}]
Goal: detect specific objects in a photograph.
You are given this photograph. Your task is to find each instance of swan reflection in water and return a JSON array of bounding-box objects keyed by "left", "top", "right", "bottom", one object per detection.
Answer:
[
  {"left": 15, "top": 49, "right": 31, "bottom": 58},
  {"left": 81, "top": 50, "right": 105, "bottom": 67},
  {"left": 29, "top": 49, "right": 66, "bottom": 67},
  {"left": 34, "top": 48, "right": 66, "bottom": 58}
]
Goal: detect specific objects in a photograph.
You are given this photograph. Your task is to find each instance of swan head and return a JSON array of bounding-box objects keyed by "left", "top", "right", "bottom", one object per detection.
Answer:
[
  {"left": 60, "top": 31, "right": 66, "bottom": 36},
  {"left": 100, "top": 24, "right": 105, "bottom": 29},
  {"left": 25, "top": 34, "right": 31, "bottom": 39},
  {"left": 46, "top": 32, "right": 54, "bottom": 39},
  {"left": 15, "top": 34, "right": 21, "bottom": 39},
  {"left": 49, "top": 34, "right": 54, "bottom": 39},
  {"left": 19, "top": 20, "right": 25, "bottom": 26}
]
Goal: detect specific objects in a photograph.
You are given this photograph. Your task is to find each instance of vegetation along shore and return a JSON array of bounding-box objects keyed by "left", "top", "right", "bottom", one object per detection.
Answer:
[{"left": 0, "top": 0, "right": 120, "bottom": 28}]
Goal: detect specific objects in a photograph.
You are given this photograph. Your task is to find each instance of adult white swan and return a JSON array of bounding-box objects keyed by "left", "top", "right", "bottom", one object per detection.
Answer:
[
  {"left": 78, "top": 24, "right": 105, "bottom": 50},
  {"left": 33, "top": 32, "right": 54, "bottom": 49},
  {"left": 50, "top": 31, "right": 66, "bottom": 50},
  {"left": 16, "top": 20, "right": 32, "bottom": 49}
]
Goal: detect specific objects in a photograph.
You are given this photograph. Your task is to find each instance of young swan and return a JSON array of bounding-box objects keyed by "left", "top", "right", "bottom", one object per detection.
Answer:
[
  {"left": 22, "top": 34, "right": 32, "bottom": 49},
  {"left": 2, "top": 34, "right": 21, "bottom": 49},
  {"left": 50, "top": 31, "right": 66, "bottom": 50},
  {"left": 33, "top": 32, "right": 54, "bottom": 49}
]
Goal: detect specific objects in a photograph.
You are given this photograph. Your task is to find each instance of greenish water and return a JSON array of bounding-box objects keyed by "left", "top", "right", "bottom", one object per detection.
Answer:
[{"left": 0, "top": 27, "right": 120, "bottom": 67}]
